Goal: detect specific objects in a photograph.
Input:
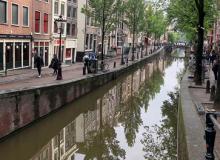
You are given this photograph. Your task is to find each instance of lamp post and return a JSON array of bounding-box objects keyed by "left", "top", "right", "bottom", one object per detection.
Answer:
[{"left": 54, "top": 15, "right": 66, "bottom": 80}]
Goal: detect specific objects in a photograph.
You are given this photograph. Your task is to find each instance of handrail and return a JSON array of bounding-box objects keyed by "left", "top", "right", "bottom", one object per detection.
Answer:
[
  {"left": 210, "top": 114, "right": 220, "bottom": 131},
  {"left": 205, "top": 111, "right": 219, "bottom": 160}
]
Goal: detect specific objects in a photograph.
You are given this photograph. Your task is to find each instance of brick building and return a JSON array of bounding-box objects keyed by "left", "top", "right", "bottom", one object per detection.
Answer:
[
  {"left": 0, "top": 0, "right": 32, "bottom": 71},
  {"left": 32, "top": 0, "right": 52, "bottom": 68}
]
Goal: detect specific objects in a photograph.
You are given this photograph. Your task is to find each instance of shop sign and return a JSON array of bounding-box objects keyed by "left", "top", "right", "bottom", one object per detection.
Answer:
[
  {"left": 54, "top": 39, "right": 65, "bottom": 45},
  {"left": 0, "top": 34, "right": 32, "bottom": 39}
]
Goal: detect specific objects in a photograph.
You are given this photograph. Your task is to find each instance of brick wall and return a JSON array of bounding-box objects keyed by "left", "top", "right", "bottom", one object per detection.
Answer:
[
  {"left": 32, "top": 0, "right": 52, "bottom": 39},
  {"left": 0, "top": 0, "right": 32, "bottom": 35}
]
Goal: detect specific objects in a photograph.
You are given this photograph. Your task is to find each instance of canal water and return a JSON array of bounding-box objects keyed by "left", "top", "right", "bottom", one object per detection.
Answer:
[{"left": 0, "top": 49, "right": 185, "bottom": 160}]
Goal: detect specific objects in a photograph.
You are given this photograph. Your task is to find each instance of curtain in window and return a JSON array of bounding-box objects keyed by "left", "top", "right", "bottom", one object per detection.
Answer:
[
  {"left": 35, "top": 11, "right": 40, "bottom": 32},
  {"left": 44, "top": 13, "right": 48, "bottom": 33}
]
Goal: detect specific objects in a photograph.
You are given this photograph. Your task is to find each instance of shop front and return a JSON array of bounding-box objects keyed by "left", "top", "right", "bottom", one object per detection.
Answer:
[
  {"left": 33, "top": 41, "right": 50, "bottom": 67},
  {"left": 0, "top": 34, "right": 31, "bottom": 71},
  {"left": 66, "top": 39, "right": 77, "bottom": 64},
  {"left": 53, "top": 39, "right": 65, "bottom": 63}
]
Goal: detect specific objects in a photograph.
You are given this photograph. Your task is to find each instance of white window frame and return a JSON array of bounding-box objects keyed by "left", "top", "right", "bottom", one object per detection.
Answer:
[
  {"left": 11, "top": 3, "right": 19, "bottom": 26},
  {"left": 54, "top": 1, "right": 59, "bottom": 15},
  {"left": 22, "top": 5, "right": 29, "bottom": 27}
]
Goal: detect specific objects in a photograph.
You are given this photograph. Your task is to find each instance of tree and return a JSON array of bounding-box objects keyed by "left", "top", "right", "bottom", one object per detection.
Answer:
[
  {"left": 82, "top": 0, "right": 124, "bottom": 69},
  {"left": 124, "top": 0, "right": 145, "bottom": 61},
  {"left": 167, "top": 0, "right": 216, "bottom": 85}
]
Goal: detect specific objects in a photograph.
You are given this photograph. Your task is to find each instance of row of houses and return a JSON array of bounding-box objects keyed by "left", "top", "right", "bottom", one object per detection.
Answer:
[{"left": 0, "top": 0, "right": 128, "bottom": 71}]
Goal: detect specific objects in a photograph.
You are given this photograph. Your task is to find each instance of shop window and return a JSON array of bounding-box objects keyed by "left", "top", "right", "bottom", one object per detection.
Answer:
[
  {"left": 44, "top": 13, "right": 48, "bottom": 33},
  {"left": 23, "top": 42, "right": 29, "bottom": 66},
  {"left": 0, "top": 1, "right": 7, "bottom": 23},
  {"left": 6, "top": 43, "right": 13, "bottom": 69},
  {"left": 12, "top": 4, "right": 18, "bottom": 25},
  {"left": 0, "top": 43, "right": 3, "bottom": 70},
  {"left": 15, "top": 43, "right": 22, "bottom": 68},
  {"left": 35, "top": 11, "right": 40, "bottom": 33},
  {"left": 23, "top": 6, "right": 28, "bottom": 26},
  {"left": 45, "top": 46, "right": 49, "bottom": 66}
]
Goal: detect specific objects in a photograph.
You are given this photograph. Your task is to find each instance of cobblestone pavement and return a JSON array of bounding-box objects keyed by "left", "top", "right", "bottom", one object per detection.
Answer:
[
  {"left": 0, "top": 46, "right": 159, "bottom": 92},
  {"left": 188, "top": 62, "right": 220, "bottom": 159}
]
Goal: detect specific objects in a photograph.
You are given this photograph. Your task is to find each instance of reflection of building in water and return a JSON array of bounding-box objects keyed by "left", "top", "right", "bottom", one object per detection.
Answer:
[
  {"left": 30, "top": 142, "right": 52, "bottom": 160},
  {"left": 102, "top": 86, "right": 117, "bottom": 126},
  {"left": 29, "top": 56, "right": 166, "bottom": 160},
  {"left": 133, "top": 70, "right": 141, "bottom": 93}
]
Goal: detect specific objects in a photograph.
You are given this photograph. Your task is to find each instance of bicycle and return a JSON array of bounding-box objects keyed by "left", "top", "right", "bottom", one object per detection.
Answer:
[{"left": 99, "top": 61, "right": 109, "bottom": 71}]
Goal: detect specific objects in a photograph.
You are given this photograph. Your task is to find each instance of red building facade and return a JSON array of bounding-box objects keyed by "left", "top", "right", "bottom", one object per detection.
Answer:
[
  {"left": 0, "top": 0, "right": 32, "bottom": 71},
  {"left": 32, "top": 0, "right": 52, "bottom": 67}
]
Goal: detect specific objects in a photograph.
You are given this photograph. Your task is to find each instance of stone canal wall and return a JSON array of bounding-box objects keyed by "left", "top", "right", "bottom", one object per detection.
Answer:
[
  {"left": 0, "top": 49, "right": 164, "bottom": 139},
  {"left": 178, "top": 70, "right": 206, "bottom": 160}
]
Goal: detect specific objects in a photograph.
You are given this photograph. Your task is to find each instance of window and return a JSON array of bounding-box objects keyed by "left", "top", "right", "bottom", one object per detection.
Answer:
[
  {"left": 0, "top": 1, "right": 7, "bottom": 23},
  {"left": 54, "top": 22, "right": 58, "bottom": 33},
  {"left": 72, "top": 24, "right": 76, "bottom": 36},
  {"left": 23, "top": 6, "right": 28, "bottom": 26},
  {"left": 67, "top": 6, "right": 71, "bottom": 17},
  {"left": 43, "top": 13, "right": 48, "bottom": 33},
  {"left": 72, "top": 7, "right": 77, "bottom": 18},
  {"left": 12, "top": 4, "right": 18, "bottom": 25},
  {"left": 61, "top": 3, "right": 65, "bottom": 16},
  {"left": 67, "top": 23, "right": 70, "bottom": 35},
  {"left": 35, "top": 11, "right": 40, "bottom": 33},
  {"left": 54, "top": 1, "right": 58, "bottom": 15}
]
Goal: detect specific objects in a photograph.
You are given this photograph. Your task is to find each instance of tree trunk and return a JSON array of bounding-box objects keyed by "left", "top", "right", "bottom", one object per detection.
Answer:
[
  {"left": 132, "top": 11, "right": 136, "bottom": 61},
  {"left": 194, "top": 0, "right": 204, "bottom": 85},
  {"left": 214, "top": 61, "right": 220, "bottom": 107},
  {"left": 101, "top": 0, "right": 106, "bottom": 70}
]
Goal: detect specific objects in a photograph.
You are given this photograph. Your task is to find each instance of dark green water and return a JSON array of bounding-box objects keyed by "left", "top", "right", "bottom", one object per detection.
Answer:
[{"left": 0, "top": 49, "right": 185, "bottom": 160}]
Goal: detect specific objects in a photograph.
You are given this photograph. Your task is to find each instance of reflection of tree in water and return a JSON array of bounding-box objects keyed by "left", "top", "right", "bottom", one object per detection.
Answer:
[
  {"left": 78, "top": 123, "right": 126, "bottom": 160},
  {"left": 119, "top": 66, "right": 165, "bottom": 147},
  {"left": 141, "top": 91, "right": 178, "bottom": 160}
]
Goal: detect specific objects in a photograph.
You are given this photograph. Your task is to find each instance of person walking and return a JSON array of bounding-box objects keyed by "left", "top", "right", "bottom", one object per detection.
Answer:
[
  {"left": 212, "top": 60, "right": 219, "bottom": 81},
  {"left": 34, "top": 54, "right": 44, "bottom": 78},
  {"left": 49, "top": 54, "right": 59, "bottom": 75},
  {"left": 83, "top": 54, "right": 89, "bottom": 74}
]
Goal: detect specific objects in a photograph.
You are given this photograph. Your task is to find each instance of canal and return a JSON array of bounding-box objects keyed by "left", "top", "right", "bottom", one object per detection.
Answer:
[{"left": 0, "top": 49, "right": 185, "bottom": 160}]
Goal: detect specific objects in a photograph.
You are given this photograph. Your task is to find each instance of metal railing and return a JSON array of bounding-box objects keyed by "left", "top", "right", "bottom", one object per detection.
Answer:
[{"left": 205, "top": 111, "right": 220, "bottom": 160}]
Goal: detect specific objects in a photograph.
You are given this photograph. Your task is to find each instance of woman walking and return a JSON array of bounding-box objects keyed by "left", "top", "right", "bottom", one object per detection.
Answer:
[{"left": 49, "top": 54, "right": 59, "bottom": 75}]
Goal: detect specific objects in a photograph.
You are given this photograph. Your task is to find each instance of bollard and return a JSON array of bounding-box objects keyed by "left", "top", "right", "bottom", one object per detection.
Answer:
[
  {"left": 205, "top": 112, "right": 216, "bottom": 160},
  {"left": 210, "top": 85, "right": 216, "bottom": 101},
  {"left": 126, "top": 58, "right": 128, "bottom": 66},
  {"left": 113, "top": 61, "right": 116, "bottom": 68},
  {"left": 83, "top": 66, "right": 86, "bottom": 75},
  {"left": 206, "top": 80, "right": 210, "bottom": 93}
]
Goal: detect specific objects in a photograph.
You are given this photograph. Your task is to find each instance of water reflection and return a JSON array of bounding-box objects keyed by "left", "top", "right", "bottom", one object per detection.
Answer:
[
  {"left": 141, "top": 91, "right": 178, "bottom": 160},
  {"left": 0, "top": 51, "right": 185, "bottom": 160}
]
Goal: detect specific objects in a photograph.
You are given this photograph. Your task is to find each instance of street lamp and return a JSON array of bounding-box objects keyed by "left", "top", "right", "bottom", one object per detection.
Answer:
[{"left": 54, "top": 15, "right": 66, "bottom": 80}]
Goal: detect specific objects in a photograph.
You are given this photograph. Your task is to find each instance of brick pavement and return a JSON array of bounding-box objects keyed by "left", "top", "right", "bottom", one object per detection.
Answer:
[
  {"left": 188, "top": 62, "right": 220, "bottom": 159},
  {"left": 0, "top": 47, "right": 159, "bottom": 92}
]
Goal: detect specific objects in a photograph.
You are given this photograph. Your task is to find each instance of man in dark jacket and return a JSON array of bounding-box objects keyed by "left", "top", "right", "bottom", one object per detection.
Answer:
[
  {"left": 212, "top": 60, "right": 219, "bottom": 81},
  {"left": 34, "top": 54, "right": 44, "bottom": 78}
]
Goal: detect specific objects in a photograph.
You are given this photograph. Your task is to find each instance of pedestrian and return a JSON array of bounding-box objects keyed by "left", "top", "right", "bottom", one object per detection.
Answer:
[
  {"left": 34, "top": 54, "right": 44, "bottom": 78},
  {"left": 209, "top": 50, "right": 216, "bottom": 65},
  {"left": 212, "top": 60, "right": 218, "bottom": 81},
  {"left": 49, "top": 54, "right": 59, "bottom": 75},
  {"left": 83, "top": 54, "right": 89, "bottom": 74}
]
